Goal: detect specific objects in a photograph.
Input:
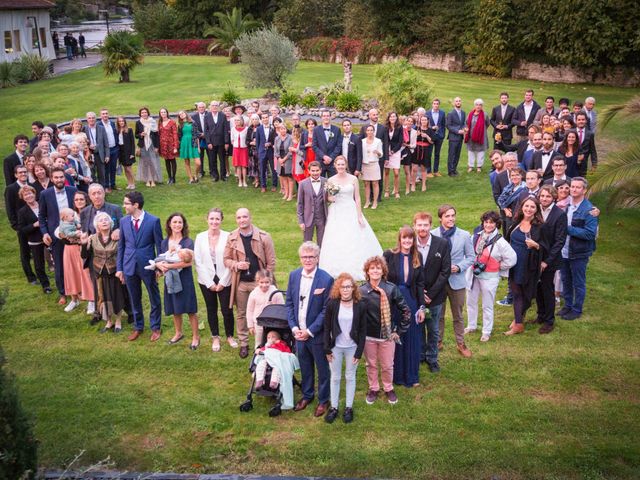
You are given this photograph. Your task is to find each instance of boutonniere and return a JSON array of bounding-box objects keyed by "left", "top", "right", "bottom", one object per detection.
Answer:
[
  {"left": 349, "top": 141, "right": 355, "bottom": 146},
  {"left": 328, "top": 131, "right": 335, "bottom": 139},
  {"left": 435, "top": 252, "right": 442, "bottom": 258}
]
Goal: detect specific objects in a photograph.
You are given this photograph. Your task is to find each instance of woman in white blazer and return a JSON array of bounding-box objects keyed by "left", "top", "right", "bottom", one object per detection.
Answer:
[{"left": 194, "top": 208, "right": 236, "bottom": 352}]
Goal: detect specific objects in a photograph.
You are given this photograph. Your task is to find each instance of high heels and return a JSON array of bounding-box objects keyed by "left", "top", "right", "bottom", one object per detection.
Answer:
[{"left": 363, "top": 202, "right": 370, "bottom": 209}]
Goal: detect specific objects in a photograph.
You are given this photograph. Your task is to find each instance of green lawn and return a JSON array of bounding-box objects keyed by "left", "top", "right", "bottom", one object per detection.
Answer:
[{"left": 1, "top": 56, "right": 639, "bottom": 479}]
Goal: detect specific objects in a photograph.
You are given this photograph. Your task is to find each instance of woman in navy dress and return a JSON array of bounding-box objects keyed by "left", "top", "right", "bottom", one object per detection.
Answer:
[
  {"left": 158, "top": 212, "right": 199, "bottom": 350},
  {"left": 384, "top": 226, "right": 425, "bottom": 387}
]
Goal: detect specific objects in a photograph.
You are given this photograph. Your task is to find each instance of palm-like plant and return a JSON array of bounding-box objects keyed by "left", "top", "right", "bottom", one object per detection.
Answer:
[
  {"left": 100, "top": 31, "right": 145, "bottom": 83},
  {"left": 203, "top": 8, "right": 261, "bottom": 63},
  {"left": 589, "top": 96, "right": 640, "bottom": 209}
]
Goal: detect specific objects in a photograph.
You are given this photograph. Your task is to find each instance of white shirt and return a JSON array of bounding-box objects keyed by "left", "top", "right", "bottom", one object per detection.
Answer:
[
  {"left": 54, "top": 187, "right": 69, "bottom": 213},
  {"left": 297, "top": 267, "right": 317, "bottom": 333},
  {"left": 541, "top": 150, "right": 553, "bottom": 172},
  {"left": 524, "top": 102, "right": 533, "bottom": 121},
  {"left": 102, "top": 120, "right": 116, "bottom": 148},
  {"left": 199, "top": 113, "right": 205, "bottom": 128},
  {"left": 310, "top": 178, "right": 321, "bottom": 195},
  {"left": 431, "top": 110, "right": 440, "bottom": 126},
  {"left": 132, "top": 210, "right": 146, "bottom": 230},
  {"left": 15, "top": 150, "right": 24, "bottom": 164},
  {"left": 335, "top": 304, "right": 356, "bottom": 348},
  {"left": 417, "top": 235, "right": 432, "bottom": 266},
  {"left": 542, "top": 203, "right": 554, "bottom": 222},
  {"left": 342, "top": 135, "right": 350, "bottom": 159},
  {"left": 501, "top": 104, "right": 507, "bottom": 119},
  {"left": 562, "top": 199, "right": 583, "bottom": 258},
  {"left": 87, "top": 125, "right": 97, "bottom": 145}
]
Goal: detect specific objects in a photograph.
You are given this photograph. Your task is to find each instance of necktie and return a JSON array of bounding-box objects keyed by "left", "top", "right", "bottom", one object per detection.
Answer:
[
  {"left": 133, "top": 218, "right": 139, "bottom": 232},
  {"left": 579, "top": 129, "right": 584, "bottom": 144}
]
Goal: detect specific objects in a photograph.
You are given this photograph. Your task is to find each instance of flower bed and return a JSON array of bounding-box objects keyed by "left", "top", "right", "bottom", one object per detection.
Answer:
[{"left": 144, "top": 39, "right": 226, "bottom": 56}]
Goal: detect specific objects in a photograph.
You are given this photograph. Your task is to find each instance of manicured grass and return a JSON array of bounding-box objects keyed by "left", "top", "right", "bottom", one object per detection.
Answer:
[{"left": 1, "top": 56, "right": 639, "bottom": 479}]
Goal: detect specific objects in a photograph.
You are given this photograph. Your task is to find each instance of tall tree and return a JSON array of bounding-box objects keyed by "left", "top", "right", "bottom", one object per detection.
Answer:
[
  {"left": 100, "top": 31, "right": 145, "bottom": 83},
  {"left": 203, "top": 7, "right": 262, "bottom": 63}
]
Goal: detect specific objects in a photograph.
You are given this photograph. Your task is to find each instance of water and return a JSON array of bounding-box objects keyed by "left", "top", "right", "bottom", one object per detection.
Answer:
[{"left": 52, "top": 18, "right": 133, "bottom": 48}]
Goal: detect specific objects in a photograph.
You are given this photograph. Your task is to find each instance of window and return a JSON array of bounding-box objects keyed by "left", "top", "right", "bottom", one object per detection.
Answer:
[
  {"left": 40, "top": 27, "right": 47, "bottom": 48},
  {"left": 31, "top": 28, "right": 39, "bottom": 49},
  {"left": 13, "top": 30, "right": 21, "bottom": 52},
  {"left": 3, "top": 31, "right": 11, "bottom": 53}
]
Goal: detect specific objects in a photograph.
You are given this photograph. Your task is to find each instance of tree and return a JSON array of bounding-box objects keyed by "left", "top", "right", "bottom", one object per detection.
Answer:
[
  {"left": 374, "top": 60, "right": 433, "bottom": 114},
  {"left": 272, "top": 0, "right": 345, "bottom": 42},
  {"left": 203, "top": 7, "right": 261, "bottom": 63},
  {"left": 589, "top": 96, "right": 640, "bottom": 209},
  {"left": 100, "top": 31, "right": 145, "bottom": 83},
  {"left": 235, "top": 27, "right": 298, "bottom": 92},
  {"left": 132, "top": 2, "right": 177, "bottom": 40}
]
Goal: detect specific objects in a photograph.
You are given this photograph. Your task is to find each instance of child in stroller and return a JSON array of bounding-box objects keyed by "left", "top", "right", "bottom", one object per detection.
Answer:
[{"left": 240, "top": 293, "right": 300, "bottom": 416}]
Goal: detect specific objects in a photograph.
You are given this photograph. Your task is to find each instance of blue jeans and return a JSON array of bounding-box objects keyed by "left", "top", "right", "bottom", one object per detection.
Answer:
[
  {"left": 561, "top": 257, "right": 589, "bottom": 314},
  {"left": 329, "top": 345, "right": 358, "bottom": 409},
  {"left": 65, "top": 45, "right": 73, "bottom": 60},
  {"left": 421, "top": 303, "right": 443, "bottom": 366}
]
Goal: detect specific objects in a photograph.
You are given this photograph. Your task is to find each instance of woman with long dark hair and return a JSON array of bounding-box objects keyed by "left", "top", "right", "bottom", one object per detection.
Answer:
[
  {"left": 384, "top": 112, "right": 402, "bottom": 199},
  {"left": 116, "top": 116, "right": 136, "bottom": 189},
  {"left": 158, "top": 107, "right": 179, "bottom": 184},
  {"left": 558, "top": 130, "right": 580, "bottom": 178}
]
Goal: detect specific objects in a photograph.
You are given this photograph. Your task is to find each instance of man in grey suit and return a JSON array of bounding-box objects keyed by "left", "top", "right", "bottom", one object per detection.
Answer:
[
  {"left": 445, "top": 97, "right": 466, "bottom": 177},
  {"left": 297, "top": 161, "right": 327, "bottom": 247},
  {"left": 84, "top": 111, "right": 110, "bottom": 188},
  {"left": 431, "top": 204, "right": 474, "bottom": 358},
  {"left": 584, "top": 97, "right": 597, "bottom": 133}
]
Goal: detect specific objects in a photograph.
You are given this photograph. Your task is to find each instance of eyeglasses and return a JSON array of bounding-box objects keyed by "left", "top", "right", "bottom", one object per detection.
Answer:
[
  {"left": 300, "top": 256, "right": 317, "bottom": 260},
  {"left": 340, "top": 285, "right": 354, "bottom": 290}
]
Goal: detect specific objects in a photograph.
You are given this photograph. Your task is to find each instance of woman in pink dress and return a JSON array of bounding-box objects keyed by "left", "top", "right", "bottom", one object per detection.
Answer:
[{"left": 230, "top": 116, "right": 249, "bottom": 188}]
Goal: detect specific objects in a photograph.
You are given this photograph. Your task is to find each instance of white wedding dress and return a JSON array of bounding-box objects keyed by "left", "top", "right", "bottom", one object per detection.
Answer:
[{"left": 319, "top": 181, "right": 383, "bottom": 281}]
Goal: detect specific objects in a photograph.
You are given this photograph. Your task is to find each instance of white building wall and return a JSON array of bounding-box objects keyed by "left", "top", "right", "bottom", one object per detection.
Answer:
[{"left": 1, "top": 9, "right": 55, "bottom": 63}]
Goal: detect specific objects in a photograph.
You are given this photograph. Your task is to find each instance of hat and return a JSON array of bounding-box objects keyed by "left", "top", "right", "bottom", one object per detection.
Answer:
[{"left": 233, "top": 104, "right": 247, "bottom": 114}]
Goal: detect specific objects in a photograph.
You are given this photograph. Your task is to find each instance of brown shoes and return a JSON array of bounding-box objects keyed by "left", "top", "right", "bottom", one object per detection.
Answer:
[
  {"left": 294, "top": 398, "right": 311, "bottom": 412},
  {"left": 150, "top": 330, "right": 162, "bottom": 342},
  {"left": 437, "top": 341, "right": 443, "bottom": 351},
  {"left": 504, "top": 323, "right": 525, "bottom": 336},
  {"left": 456, "top": 343, "right": 472, "bottom": 358},
  {"left": 539, "top": 324, "right": 554, "bottom": 334},
  {"left": 314, "top": 402, "right": 329, "bottom": 417},
  {"left": 128, "top": 330, "right": 142, "bottom": 341}
]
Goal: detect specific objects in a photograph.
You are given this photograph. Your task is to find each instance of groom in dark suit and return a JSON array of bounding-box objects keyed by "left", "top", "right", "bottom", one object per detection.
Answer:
[
  {"left": 286, "top": 241, "right": 334, "bottom": 417},
  {"left": 116, "top": 191, "right": 163, "bottom": 342},
  {"left": 296, "top": 161, "right": 327, "bottom": 247},
  {"left": 490, "top": 92, "right": 516, "bottom": 147},
  {"left": 312, "top": 110, "right": 342, "bottom": 177}
]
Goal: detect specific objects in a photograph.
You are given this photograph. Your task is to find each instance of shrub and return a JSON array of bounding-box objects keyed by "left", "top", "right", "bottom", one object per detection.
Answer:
[
  {"left": 101, "top": 31, "right": 145, "bottom": 82},
  {"left": 221, "top": 83, "right": 241, "bottom": 106},
  {"left": 133, "top": 2, "right": 177, "bottom": 41},
  {"left": 17, "top": 54, "right": 50, "bottom": 82},
  {"left": 300, "top": 93, "right": 319, "bottom": 109},
  {"left": 0, "top": 288, "right": 38, "bottom": 480},
  {"left": 336, "top": 91, "right": 362, "bottom": 111},
  {"left": 324, "top": 92, "right": 338, "bottom": 107},
  {"left": 375, "top": 59, "right": 432, "bottom": 114},
  {"left": 144, "top": 39, "right": 212, "bottom": 55},
  {"left": 235, "top": 27, "right": 298, "bottom": 92},
  {"left": 280, "top": 91, "right": 301, "bottom": 107},
  {"left": 272, "top": 0, "right": 345, "bottom": 42},
  {"left": 0, "top": 61, "right": 18, "bottom": 88}
]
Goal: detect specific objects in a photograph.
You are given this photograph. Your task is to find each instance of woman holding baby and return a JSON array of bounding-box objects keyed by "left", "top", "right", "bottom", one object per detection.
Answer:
[{"left": 156, "top": 212, "right": 199, "bottom": 350}]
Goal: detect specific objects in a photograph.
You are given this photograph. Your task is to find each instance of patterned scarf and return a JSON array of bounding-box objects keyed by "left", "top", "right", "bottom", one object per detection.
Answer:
[
  {"left": 371, "top": 283, "right": 392, "bottom": 340},
  {"left": 440, "top": 226, "right": 457, "bottom": 251}
]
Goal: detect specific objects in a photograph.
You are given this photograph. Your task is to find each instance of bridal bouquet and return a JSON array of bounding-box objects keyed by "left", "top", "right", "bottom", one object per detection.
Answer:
[{"left": 325, "top": 181, "right": 341, "bottom": 202}]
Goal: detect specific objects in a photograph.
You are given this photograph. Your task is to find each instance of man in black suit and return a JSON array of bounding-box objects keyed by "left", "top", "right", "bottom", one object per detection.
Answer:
[
  {"left": 204, "top": 100, "right": 230, "bottom": 181},
  {"left": 413, "top": 211, "right": 451, "bottom": 373},
  {"left": 5, "top": 165, "right": 37, "bottom": 284},
  {"left": 529, "top": 131, "right": 557, "bottom": 181},
  {"left": 534, "top": 185, "right": 568, "bottom": 334},
  {"left": 29, "top": 121, "right": 44, "bottom": 152},
  {"left": 312, "top": 110, "right": 342, "bottom": 177},
  {"left": 84, "top": 112, "right": 110, "bottom": 187},
  {"left": 445, "top": 97, "right": 466, "bottom": 177},
  {"left": 99, "top": 108, "right": 119, "bottom": 192},
  {"left": 543, "top": 156, "right": 571, "bottom": 187},
  {"left": 340, "top": 119, "right": 361, "bottom": 175},
  {"left": 575, "top": 112, "right": 597, "bottom": 175},
  {"left": 191, "top": 102, "right": 207, "bottom": 177},
  {"left": 4, "top": 134, "right": 29, "bottom": 186},
  {"left": 359, "top": 108, "right": 388, "bottom": 200},
  {"left": 38, "top": 167, "right": 78, "bottom": 300},
  {"left": 497, "top": 124, "right": 541, "bottom": 166},
  {"left": 513, "top": 89, "right": 540, "bottom": 141},
  {"left": 490, "top": 92, "right": 516, "bottom": 147},
  {"left": 426, "top": 98, "right": 446, "bottom": 175}
]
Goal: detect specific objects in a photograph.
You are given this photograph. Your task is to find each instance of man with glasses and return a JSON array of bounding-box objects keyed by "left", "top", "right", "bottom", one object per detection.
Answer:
[{"left": 285, "top": 241, "right": 334, "bottom": 417}]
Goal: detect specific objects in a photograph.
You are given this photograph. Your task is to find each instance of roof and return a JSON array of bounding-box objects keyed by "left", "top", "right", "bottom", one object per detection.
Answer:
[{"left": 0, "top": 0, "right": 55, "bottom": 10}]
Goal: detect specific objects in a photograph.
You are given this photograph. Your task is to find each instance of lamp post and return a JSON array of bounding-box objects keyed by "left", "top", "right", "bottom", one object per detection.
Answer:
[
  {"left": 25, "top": 16, "right": 42, "bottom": 57},
  {"left": 99, "top": 9, "right": 110, "bottom": 35}
]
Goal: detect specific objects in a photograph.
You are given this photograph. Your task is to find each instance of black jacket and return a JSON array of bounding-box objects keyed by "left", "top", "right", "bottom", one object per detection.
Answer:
[
  {"left": 118, "top": 128, "right": 136, "bottom": 164},
  {"left": 135, "top": 121, "right": 160, "bottom": 149},
  {"left": 323, "top": 297, "right": 368, "bottom": 358},
  {"left": 4, "top": 181, "right": 26, "bottom": 230},
  {"left": 359, "top": 280, "right": 411, "bottom": 339},
  {"left": 387, "top": 126, "right": 403, "bottom": 155},
  {"left": 17, "top": 204, "right": 43, "bottom": 243},
  {"left": 530, "top": 149, "right": 557, "bottom": 181},
  {"left": 490, "top": 104, "right": 516, "bottom": 143},
  {"left": 513, "top": 100, "right": 541, "bottom": 136},
  {"left": 383, "top": 250, "right": 425, "bottom": 308},
  {"left": 204, "top": 111, "right": 230, "bottom": 146},
  {"left": 540, "top": 205, "right": 567, "bottom": 270},
  {"left": 420, "top": 235, "right": 451, "bottom": 306},
  {"left": 508, "top": 222, "right": 547, "bottom": 303},
  {"left": 343, "top": 132, "right": 362, "bottom": 174},
  {"left": 3, "top": 152, "right": 22, "bottom": 187}
]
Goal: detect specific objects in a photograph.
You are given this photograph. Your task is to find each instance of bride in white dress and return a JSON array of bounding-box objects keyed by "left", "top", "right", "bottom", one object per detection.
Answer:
[{"left": 319, "top": 156, "right": 383, "bottom": 281}]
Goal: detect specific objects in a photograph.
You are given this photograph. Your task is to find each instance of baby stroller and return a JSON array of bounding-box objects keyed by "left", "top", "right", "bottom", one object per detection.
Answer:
[{"left": 239, "top": 290, "right": 299, "bottom": 417}]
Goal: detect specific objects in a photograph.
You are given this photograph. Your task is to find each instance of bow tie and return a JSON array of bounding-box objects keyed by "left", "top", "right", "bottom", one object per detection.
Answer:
[
  {"left": 311, "top": 180, "right": 320, "bottom": 183},
  {"left": 324, "top": 128, "right": 330, "bottom": 131}
]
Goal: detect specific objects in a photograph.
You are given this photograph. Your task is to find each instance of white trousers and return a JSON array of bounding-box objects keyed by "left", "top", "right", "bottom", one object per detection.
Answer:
[
  {"left": 468, "top": 150, "right": 485, "bottom": 168},
  {"left": 466, "top": 276, "right": 499, "bottom": 335}
]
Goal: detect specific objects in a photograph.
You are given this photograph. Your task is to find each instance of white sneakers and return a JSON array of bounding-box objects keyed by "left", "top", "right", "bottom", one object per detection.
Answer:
[
  {"left": 64, "top": 300, "right": 80, "bottom": 312},
  {"left": 86, "top": 301, "right": 95, "bottom": 315}
]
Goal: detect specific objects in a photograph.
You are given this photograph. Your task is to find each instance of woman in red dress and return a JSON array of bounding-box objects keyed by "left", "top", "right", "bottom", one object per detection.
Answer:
[
  {"left": 231, "top": 116, "right": 249, "bottom": 188},
  {"left": 158, "top": 107, "right": 179, "bottom": 184},
  {"left": 295, "top": 118, "right": 317, "bottom": 182}
]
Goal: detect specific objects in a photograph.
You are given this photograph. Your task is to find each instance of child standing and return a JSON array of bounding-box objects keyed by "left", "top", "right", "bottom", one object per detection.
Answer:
[{"left": 246, "top": 269, "right": 284, "bottom": 349}]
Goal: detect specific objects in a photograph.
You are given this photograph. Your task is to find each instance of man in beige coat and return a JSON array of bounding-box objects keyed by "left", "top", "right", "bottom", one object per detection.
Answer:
[{"left": 224, "top": 207, "right": 276, "bottom": 358}]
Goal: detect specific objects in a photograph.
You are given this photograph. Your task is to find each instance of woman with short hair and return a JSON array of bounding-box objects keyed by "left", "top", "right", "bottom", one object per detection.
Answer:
[
  {"left": 135, "top": 106, "right": 162, "bottom": 187},
  {"left": 465, "top": 98, "right": 490, "bottom": 173}
]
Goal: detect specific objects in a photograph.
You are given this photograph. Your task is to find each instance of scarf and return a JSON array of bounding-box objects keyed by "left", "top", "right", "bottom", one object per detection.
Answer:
[
  {"left": 475, "top": 229, "right": 498, "bottom": 256},
  {"left": 140, "top": 116, "right": 157, "bottom": 151},
  {"left": 465, "top": 110, "right": 485, "bottom": 144},
  {"left": 371, "top": 283, "right": 392, "bottom": 340},
  {"left": 439, "top": 225, "right": 457, "bottom": 251}
]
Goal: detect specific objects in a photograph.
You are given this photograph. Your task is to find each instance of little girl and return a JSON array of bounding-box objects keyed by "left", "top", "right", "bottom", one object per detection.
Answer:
[
  {"left": 254, "top": 330, "right": 292, "bottom": 390},
  {"left": 246, "top": 269, "right": 284, "bottom": 349},
  {"left": 58, "top": 207, "right": 81, "bottom": 239}
]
